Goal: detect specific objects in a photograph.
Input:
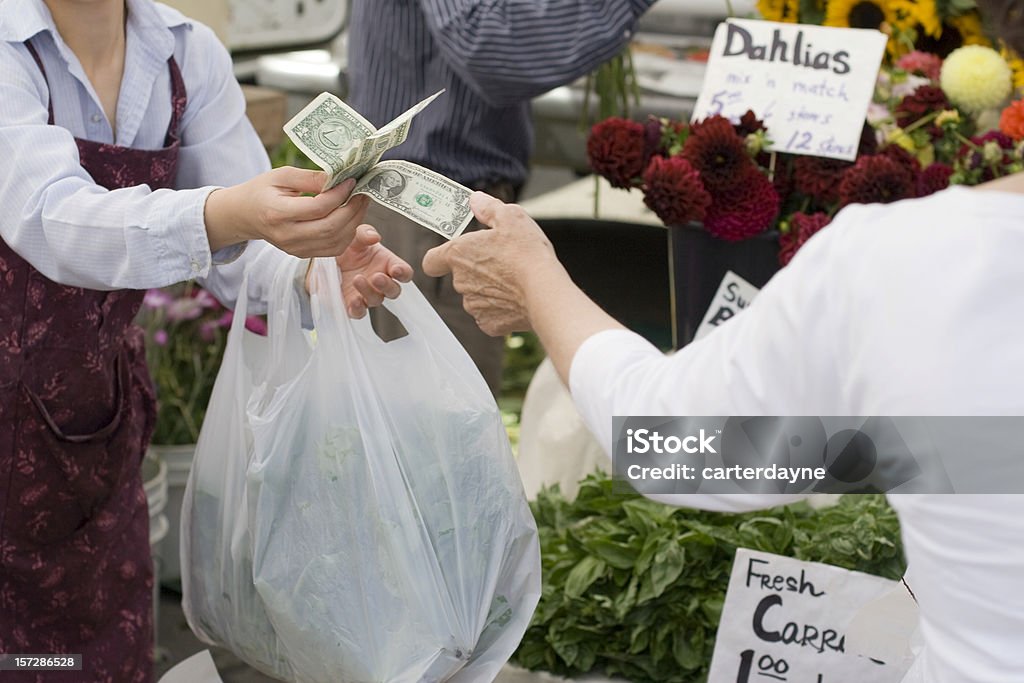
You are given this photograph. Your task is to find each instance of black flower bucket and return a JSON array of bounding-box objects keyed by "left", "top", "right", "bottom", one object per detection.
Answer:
[
  {"left": 669, "top": 223, "right": 780, "bottom": 348},
  {"left": 538, "top": 219, "right": 673, "bottom": 350}
]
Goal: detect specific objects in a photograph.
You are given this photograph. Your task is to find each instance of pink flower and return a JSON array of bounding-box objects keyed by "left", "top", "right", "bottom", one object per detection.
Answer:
[
  {"left": 153, "top": 329, "right": 168, "bottom": 346},
  {"left": 192, "top": 288, "right": 220, "bottom": 309},
  {"left": 896, "top": 51, "right": 943, "bottom": 80},
  {"left": 166, "top": 297, "right": 204, "bottom": 322},
  {"left": 199, "top": 320, "right": 219, "bottom": 342},
  {"left": 217, "top": 311, "right": 234, "bottom": 328},
  {"left": 143, "top": 289, "right": 173, "bottom": 309}
]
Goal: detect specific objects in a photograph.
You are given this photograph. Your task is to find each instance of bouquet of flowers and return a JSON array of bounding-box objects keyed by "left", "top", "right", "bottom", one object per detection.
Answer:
[
  {"left": 138, "top": 284, "right": 267, "bottom": 445},
  {"left": 755, "top": 0, "right": 991, "bottom": 61},
  {"left": 586, "top": 42, "right": 1024, "bottom": 267}
]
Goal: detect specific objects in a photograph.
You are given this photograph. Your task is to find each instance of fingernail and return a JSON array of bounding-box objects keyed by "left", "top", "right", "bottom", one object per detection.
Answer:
[{"left": 340, "top": 178, "right": 356, "bottom": 193}]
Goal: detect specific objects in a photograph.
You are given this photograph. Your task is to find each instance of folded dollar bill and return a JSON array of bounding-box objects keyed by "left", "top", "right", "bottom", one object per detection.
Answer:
[{"left": 283, "top": 91, "right": 472, "bottom": 240}]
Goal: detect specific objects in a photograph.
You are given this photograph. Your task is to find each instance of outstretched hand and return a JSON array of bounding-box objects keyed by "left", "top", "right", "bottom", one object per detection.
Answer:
[
  {"left": 422, "top": 192, "right": 560, "bottom": 336},
  {"left": 308, "top": 223, "right": 413, "bottom": 318}
]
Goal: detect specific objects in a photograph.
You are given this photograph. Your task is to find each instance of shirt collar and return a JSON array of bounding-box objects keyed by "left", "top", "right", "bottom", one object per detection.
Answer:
[{"left": 0, "top": 0, "right": 190, "bottom": 56}]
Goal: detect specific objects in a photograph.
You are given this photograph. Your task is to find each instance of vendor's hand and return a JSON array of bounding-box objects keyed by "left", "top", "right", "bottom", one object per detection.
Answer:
[
  {"left": 205, "top": 167, "right": 369, "bottom": 257},
  {"left": 422, "top": 192, "right": 561, "bottom": 336},
  {"left": 306, "top": 224, "right": 413, "bottom": 318}
]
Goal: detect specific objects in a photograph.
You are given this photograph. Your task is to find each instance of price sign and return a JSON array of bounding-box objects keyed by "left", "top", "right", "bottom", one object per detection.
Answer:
[
  {"left": 693, "top": 19, "right": 887, "bottom": 161},
  {"left": 707, "top": 549, "right": 912, "bottom": 683},
  {"left": 694, "top": 271, "right": 760, "bottom": 341}
]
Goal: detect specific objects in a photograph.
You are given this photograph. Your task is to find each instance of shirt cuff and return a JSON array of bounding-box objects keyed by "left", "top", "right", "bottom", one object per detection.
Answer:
[
  {"left": 148, "top": 186, "right": 218, "bottom": 280},
  {"left": 212, "top": 242, "right": 247, "bottom": 265}
]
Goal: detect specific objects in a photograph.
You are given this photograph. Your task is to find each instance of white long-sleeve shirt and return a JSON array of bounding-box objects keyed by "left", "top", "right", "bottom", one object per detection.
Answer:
[
  {"left": 569, "top": 186, "right": 1024, "bottom": 682},
  {"left": 0, "top": 0, "right": 299, "bottom": 310}
]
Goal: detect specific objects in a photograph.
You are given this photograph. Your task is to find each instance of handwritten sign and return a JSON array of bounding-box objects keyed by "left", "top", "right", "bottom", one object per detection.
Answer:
[
  {"left": 694, "top": 271, "right": 760, "bottom": 341},
  {"left": 692, "top": 19, "right": 887, "bottom": 161},
  {"left": 707, "top": 549, "right": 912, "bottom": 683}
]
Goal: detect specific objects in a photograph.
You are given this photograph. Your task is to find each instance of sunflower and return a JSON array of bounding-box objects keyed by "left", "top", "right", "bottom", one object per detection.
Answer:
[
  {"left": 890, "top": 0, "right": 942, "bottom": 38},
  {"left": 1002, "top": 47, "right": 1024, "bottom": 91},
  {"left": 824, "top": 0, "right": 905, "bottom": 55},
  {"left": 757, "top": 0, "right": 802, "bottom": 22},
  {"left": 915, "top": 10, "right": 991, "bottom": 57}
]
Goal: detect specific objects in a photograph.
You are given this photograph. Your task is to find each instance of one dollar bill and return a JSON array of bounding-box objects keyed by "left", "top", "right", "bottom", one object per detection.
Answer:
[{"left": 283, "top": 91, "right": 472, "bottom": 239}]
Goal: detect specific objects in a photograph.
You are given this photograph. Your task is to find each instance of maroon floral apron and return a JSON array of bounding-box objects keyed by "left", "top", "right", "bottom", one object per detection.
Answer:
[{"left": 0, "top": 41, "right": 187, "bottom": 683}]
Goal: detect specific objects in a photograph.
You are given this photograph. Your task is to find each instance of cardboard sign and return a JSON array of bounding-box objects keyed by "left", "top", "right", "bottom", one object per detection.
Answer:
[
  {"left": 708, "top": 549, "right": 912, "bottom": 683},
  {"left": 694, "top": 271, "right": 760, "bottom": 340},
  {"left": 692, "top": 19, "right": 887, "bottom": 160}
]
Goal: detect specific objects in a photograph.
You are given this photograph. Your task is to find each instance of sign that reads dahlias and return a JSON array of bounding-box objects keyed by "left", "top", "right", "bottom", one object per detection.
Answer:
[{"left": 693, "top": 19, "right": 887, "bottom": 161}]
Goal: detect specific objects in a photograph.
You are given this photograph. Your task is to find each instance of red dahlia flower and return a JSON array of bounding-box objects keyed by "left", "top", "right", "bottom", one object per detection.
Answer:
[
  {"left": 894, "top": 85, "right": 950, "bottom": 131},
  {"left": 879, "top": 144, "right": 922, "bottom": 179},
  {"left": 916, "top": 162, "right": 953, "bottom": 197},
  {"left": 682, "top": 115, "right": 755, "bottom": 193},
  {"left": 838, "top": 155, "right": 915, "bottom": 207},
  {"left": 734, "top": 110, "right": 766, "bottom": 136},
  {"left": 641, "top": 156, "right": 712, "bottom": 226},
  {"left": 792, "top": 156, "right": 851, "bottom": 205},
  {"left": 587, "top": 117, "right": 646, "bottom": 188},
  {"left": 703, "top": 167, "right": 780, "bottom": 241},
  {"left": 779, "top": 211, "right": 832, "bottom": 266}
]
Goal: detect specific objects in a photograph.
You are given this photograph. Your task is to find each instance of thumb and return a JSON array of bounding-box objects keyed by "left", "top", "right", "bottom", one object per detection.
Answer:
[
  {"left": 469, "top": 191, "right": 505, "bottom": 228},
  {"left": 422, "top": 242, "right": 454, "bottom": 277},
  {"left": 272, "top": 166, "right": 329, "bottom": 195}
]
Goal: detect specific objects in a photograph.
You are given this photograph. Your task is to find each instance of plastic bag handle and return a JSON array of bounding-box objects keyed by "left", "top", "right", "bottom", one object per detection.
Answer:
[
  {"left": 266, "top": 257, "right": 309, "bottom": 370},
  {"left": 228, "top": 273, "right": 250, "bottom": 335},
  {"left": 308, "top": 258, "right": 464, "bottom": 350}
]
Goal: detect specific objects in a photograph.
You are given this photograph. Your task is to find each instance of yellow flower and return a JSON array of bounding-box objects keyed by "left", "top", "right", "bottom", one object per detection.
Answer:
[
  {"left": 916, "top": 143, "right": 935, "bottom": 166},
  {"left": 948, "top": 12, "right": 989, "bottom": 49},
  {"left": 757, "top": 0, "right": 801, "bottom": 22},
  {"left": 885, "top": 127, "right": 917, "bottom": 152},
  {"left": 941, "top": 45, "right": 1014, "bottom": 112},
  {"left": 1001, "top": 45, "right": 1024, "bottom": 92},
  {"left": 934, "top": 109, "right": 960, "bottom": 127},
  {"left": 890, "top": 0, "right": 941, "bottom": 38},
  {"left": 825, "top": 0, "right": 898, "bottom": 31}
]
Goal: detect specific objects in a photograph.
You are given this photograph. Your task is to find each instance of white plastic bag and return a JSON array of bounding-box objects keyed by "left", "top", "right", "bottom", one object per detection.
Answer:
[{"left": 181, "top": 257, "right": 541, "bottom": 683}]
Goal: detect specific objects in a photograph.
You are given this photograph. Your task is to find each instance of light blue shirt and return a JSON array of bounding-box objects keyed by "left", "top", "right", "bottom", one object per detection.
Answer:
[{"left": 0, "top": 0, "right": 297, "bottom": 311}]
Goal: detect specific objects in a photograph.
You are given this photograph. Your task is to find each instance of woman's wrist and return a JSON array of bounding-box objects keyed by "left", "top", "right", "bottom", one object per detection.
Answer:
[{"left": 204, "top": 185, "right": 253, "bottom": 252}]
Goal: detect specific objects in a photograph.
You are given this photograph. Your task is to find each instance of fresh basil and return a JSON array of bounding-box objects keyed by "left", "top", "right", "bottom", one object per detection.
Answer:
[{"left": 512, "top": 474, "right": 905, "bottom": 683}]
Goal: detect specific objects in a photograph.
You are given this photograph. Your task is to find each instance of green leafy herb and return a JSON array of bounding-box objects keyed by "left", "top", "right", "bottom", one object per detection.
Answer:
[{"left": 512, "top": 473, "right": 905, "bottom": 683}]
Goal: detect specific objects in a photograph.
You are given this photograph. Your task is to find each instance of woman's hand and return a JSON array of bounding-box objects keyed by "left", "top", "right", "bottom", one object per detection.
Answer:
[
  {"left": 307, "top": 224, "right": 414, "bottom": 318},
  {"left": 204, "top": 167, "right": 369, "bottom": 257},
  {"left": 422, "top": 192, "right": 561, "bottom": 335}
]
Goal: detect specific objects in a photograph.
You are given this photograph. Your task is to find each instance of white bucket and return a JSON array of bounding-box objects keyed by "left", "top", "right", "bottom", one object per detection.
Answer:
[{"left": 148, "top": 444, "right": 195, "bottom": 588}]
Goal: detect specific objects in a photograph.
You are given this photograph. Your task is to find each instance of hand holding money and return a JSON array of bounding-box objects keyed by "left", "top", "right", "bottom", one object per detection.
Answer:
[{"left": 284, "top": 91, "right": 473, "bottom": 240}]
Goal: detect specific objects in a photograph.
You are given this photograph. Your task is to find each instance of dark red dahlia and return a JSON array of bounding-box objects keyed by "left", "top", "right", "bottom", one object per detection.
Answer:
[
  {"left": 641, "top": 156, "right": 712, "bottom": 226},
  {"left": 642, "top": 116, "right": 667, "bottom": 165},
  {"left": 792, "top": 156, "right": 851, "bottom": 205},
  {"left": 735, "top": 110, "right": 766, "bottom": 137},
  {"left": 894, "top": 85, "right": 951, "bottom": 131},
  {"left": 771, "top": 154, "right": 795, "bottom": 207},
  {"left": 838, "top": 155, "right": 915, "bottom": 207},
  {"left": 916, "top": 162, "right": 953, "bottom": 197},
  {"left": 879, "top": 144, "right": 922, "bottom": 179},
  {"left": 703, "top": 167, "right": 780, "bottom": 241},
  {"left": 778, "top": 230, "right": 800, "bottom": 267},
  {"left": 587, "top": 117, "right": 646, "bottom": 188},
  {"left": 779, "top": 211, "right": 832, "bottom": 266},
  {"left": 682, "top": 115, "right": 755, "bottom": 194}
]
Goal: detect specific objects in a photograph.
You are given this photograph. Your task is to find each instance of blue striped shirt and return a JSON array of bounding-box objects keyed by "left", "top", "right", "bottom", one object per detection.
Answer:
[{"left": 348, "top": 0, "right": 655, "bottom": 188}]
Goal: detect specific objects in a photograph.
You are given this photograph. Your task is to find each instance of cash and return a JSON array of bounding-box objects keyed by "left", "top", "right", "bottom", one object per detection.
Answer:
[{"left": 284, "top": 91, "right": 472, "bottom": 239}]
